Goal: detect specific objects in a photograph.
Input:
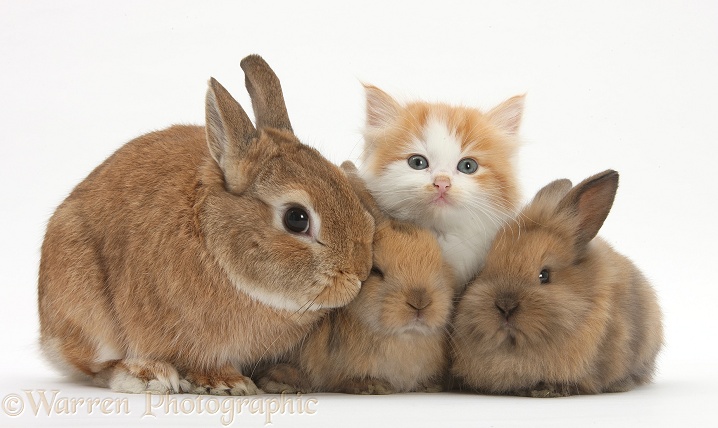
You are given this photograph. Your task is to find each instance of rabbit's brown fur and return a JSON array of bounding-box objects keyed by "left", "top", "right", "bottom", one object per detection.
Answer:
[
  {"left": 38, "top": 55, "right": 374, "bottom": 395},
  {"left": 258, "top": 162, "right": 455, "bottom": 394},
  {"left": 450, "top": 170, "right": 663, "bottom": 396}
]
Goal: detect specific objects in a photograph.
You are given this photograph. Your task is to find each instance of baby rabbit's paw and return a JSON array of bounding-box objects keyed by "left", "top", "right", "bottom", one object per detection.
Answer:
[
  {"left": 257, "top": 363, "right": 310, "bottom": 394},
  {"left": 417, "top": 380, "right": 444, "bottom": 393},
  {"left": 182, "top": 365, "right": 259, "bottom": 396},
  {"left": 517, "top": 382, "right": 578, "bottom": 398},
  {"left": 342, "top": 378, "right": 396, "bottom": 395}
]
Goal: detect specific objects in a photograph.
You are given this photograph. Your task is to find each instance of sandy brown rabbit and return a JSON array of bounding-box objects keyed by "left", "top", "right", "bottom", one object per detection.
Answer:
[
  {"left": 450, "top": 170, "right": 663, "bottom": 397},
  {"left": 258, "top": 161, "right": 455, "bottom": 394},
  {"left": 38, "top": 55, "right": 374, "bottom": 395}
]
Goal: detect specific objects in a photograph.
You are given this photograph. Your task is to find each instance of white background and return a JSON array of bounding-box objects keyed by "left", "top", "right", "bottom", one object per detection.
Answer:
[{"left": 1, "top": 1, "right": 716, "bottom": 426}]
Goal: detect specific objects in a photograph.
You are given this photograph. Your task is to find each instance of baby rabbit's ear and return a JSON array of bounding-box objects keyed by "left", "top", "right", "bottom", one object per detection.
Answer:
[
  {"left": 341, "top": 161, "right": 385, "bottom": 224},
  {"left": 240, "top": 54, "right": 293, "bottom": 132},
  {"left": 557, "top": 170, "right": 619, "bottom": 252},
  {"left": 205, "top": 77, "right": 258, "bottom": 192},
  {"left": 530, "top": 178, "right": 573, "bottom": 209}
]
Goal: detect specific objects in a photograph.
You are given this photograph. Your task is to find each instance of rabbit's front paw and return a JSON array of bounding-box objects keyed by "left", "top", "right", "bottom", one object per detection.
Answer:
[
  {"left": 256, "top": 363, "right": 309, "bottom": 394},
  {"left": 516, "top": 382, "right": 578, "bottom": 398},
  {"left": 417, "top": 380, "right": 444, "bottom": 393},
  {"left": 99, "top": 359, "right": 181, "bottom": 394},
  {"left": 182, "top": 364, "right": 259, "bottom": 396},
  {"left": 341, "top": 378, "right": 396, "bottom": 395}
]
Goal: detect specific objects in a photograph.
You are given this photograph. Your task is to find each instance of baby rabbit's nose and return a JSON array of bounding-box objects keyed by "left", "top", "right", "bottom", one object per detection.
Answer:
[
  {"left": 495, "top": 293, "right": 519, "bottom": 319},
  {"left": 407, "top": 288, "right": 432, "bottom": 311}
]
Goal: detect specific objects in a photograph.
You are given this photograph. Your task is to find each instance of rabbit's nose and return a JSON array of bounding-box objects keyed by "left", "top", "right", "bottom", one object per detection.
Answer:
[
  {"left": 407, "top": 288, "right": 432, "bottom": 311},
  {"left": 495, "top": 293, "right": 519, "bottom": 319}
]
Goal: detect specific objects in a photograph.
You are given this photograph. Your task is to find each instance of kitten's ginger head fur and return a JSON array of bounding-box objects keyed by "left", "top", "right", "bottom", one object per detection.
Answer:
[
  {"left": 359, "top": 84, "right": 523, "bottom": 230},
  {"left": 359, "top": 84, "right": 525, "bottom": 286}
]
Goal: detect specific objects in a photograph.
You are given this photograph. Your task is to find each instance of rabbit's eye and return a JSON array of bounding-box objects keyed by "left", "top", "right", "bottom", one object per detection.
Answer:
[
  {"left": 408, "top": 155, "right": 429, "bottom": 170},
  {"left": 284, "top": 207, "right": 310, "bottom": 234},
  {"left": 457, "top": 158, "right": 479, "bottom": 174},
  {"left": 539, "top": 269, "right": 550, "bottom": 284},
  {"left": 370, "top": 266, "right": 385, "bottom": 279}
]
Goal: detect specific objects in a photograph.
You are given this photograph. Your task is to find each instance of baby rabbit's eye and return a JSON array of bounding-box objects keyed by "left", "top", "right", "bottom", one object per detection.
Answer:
[
  {"left": 408, "top": 155, "right": 429, "bottom": 170},
  {"left": 539, "top": 269, "right": 550, "bottom": 284},
  {"left": 284, "top": 207, "right": 310, "bottom": 234},
  {"left": 370, "top": 266, "right": 385, "bottom": 279}
]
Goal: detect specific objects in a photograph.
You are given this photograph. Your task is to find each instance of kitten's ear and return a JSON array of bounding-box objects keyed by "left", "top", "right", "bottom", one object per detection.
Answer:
[
  {"left": 486, "top": 94, "right": 525, "bottom": 136},
  {"left": 363, "top": 84, "right": 402, "bottom": 129}
]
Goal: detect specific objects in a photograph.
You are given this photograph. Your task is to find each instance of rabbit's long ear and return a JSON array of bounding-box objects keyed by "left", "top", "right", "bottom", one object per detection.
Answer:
[
  {"left": 240, "top": 54, "right": 293, "bottom": 132},
  {"left": 556, "top": 170, "right": 619, "bottom": 252},
  {"left": 340, "top": 161, "right": 386, "bottom": 224},
  {"left": 530, "top": 178, "right": 573, "bottom": 210},
  {"left": 205, "top": 77, "right": 257, "bottom": 193}
]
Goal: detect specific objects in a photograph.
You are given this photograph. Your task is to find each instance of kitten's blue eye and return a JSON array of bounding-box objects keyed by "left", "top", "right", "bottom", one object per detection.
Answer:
[
  {"left": 457, "top": 158, "right": 479, "bottom": 174},
  {"left": 408, "top": 155, "right": 429, "bottom": 170}
]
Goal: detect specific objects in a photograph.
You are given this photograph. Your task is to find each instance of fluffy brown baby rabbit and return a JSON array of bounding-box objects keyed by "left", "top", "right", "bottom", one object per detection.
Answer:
[
  {"left": 258, "top": 161, "right": 455, "bottom": 394},
  {"left": 450, "top": 170, "right": 663, "bottom": 397},
  {"left": 38, "top": 55, "right": 374, "bottom": 395}
]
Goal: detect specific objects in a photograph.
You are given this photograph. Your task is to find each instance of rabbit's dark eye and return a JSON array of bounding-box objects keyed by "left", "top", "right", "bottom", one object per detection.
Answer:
[
  {"left": 539, "top": 269, "right": 550, "bottom": 284},
  {"left": 408, "top": 155, "right": 429, "bottom": 170},
  {"left": 284, "top": 207, "right": 310, "bottom": 234},
  {"left": 457, "top": 158, "right": 479, "bottom": 174},
  {"left": 370, "top": 266, "right": 385, "bottom": 279}
]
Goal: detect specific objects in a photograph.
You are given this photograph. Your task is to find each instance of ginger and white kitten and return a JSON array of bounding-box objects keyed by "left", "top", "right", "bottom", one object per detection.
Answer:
[{"left": 359, "top": 85, "right": 523, "bottom": 288}]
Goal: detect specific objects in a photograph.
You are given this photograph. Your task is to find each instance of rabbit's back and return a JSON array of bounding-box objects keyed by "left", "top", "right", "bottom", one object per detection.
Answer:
[{"left": 590, "top": 239, "right": 663, "bottom": 392}]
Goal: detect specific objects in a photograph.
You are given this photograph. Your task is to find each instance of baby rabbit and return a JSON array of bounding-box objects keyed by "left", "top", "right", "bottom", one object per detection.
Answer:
[
  {"left": 258, "top": 161, "right": 455, "bottom": 394},
  {"left": 38, "top": 55, "right": 374, "bottom": 395},
  {"left": 450, "top": 170, "right": 663, "bottom": 397}
]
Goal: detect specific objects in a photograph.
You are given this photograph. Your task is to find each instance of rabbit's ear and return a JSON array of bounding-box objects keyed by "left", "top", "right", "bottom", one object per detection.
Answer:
[
  {"left": 340, "top": 161, "right": 385, "bottom": 224},
  {"left": 240, "top": 55, "right": 293, "bottom": 132},
  {"left": 530, "top": 178, "right": 573, "bottom": 210},
  {"left": 556, "top": 170, "right": 619, "bottom": 251},
  {"left": 205, "top": 77, "right": 257, "bottom": 193}
]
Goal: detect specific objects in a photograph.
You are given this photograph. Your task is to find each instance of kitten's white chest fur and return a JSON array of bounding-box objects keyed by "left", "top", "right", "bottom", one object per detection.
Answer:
[{"left": 430, "top": 210, "right": 507, "bottom": 288}]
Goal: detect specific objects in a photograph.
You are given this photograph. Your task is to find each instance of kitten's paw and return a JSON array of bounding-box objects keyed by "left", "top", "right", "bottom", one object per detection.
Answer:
[
  {"left": 99, "top": 359, "right": 181, "bottom": 394},
  {"left": 182, "top": 365, "right": 260, "bottom": 396}
]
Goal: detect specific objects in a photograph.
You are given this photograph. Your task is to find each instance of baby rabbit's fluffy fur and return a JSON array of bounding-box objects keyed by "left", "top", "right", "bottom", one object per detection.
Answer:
[{"left": 451, "top": 170, "right": 663, "bottom": 396}]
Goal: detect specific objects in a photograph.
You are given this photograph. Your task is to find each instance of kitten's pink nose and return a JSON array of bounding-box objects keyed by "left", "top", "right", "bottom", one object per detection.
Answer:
[{"left": 434, "top": 176, "right": 451, "bottom": 194}]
